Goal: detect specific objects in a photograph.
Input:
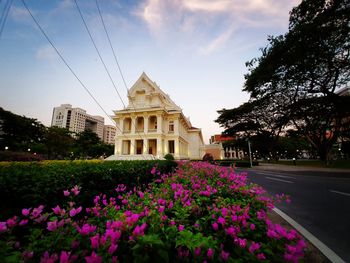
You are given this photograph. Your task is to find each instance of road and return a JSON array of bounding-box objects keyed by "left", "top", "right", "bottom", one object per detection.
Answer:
[{"left": 241, "top": 166, "right": 350, "bottom": 262}]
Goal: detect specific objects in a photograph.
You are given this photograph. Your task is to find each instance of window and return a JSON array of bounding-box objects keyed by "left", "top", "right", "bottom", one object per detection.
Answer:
[
  {"left": 168, "top": 140, "right": 175, "bottom": 154},
  {"left": 169, "top": 120, "right": 174, "bottom": 132}
]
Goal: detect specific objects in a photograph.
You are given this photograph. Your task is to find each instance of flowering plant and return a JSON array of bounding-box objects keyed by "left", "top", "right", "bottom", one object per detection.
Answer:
[{"left": 0, "top": 162, "right": 305, "bottom": 262}]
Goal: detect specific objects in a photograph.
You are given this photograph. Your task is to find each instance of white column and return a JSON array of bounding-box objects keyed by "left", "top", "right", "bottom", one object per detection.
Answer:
[
  {"left": 144, "top": 116, "right": 148, "bottom": 134},
  {"left": 156, "top": 137, "right": 161, "bottom": 157},
  {"left": 129, "top": 139, "right": 135, "bottom": 155},
  {"left": 164, "top": 139, "right": 168, "bottom": 154},
  {"left": 114, "top": 138, "right": 120, "bottom": 155},
  {"left": 143, "top": 139, "right": 148, "bottom": 154},
  {"left": 119, "top": 118, "right": 124, "bottom": 134},
  {"left": 157, "top": 115, "right": 162, "bottom": 133},
  {"left": 174, "top": 139, "right": 180, "bottom": 158},
  {"left": 131, "top": 117, "right": 136, "bottom": 134},
  {"left": 174, "top": 119, "right": 179, "bottom": 135}
]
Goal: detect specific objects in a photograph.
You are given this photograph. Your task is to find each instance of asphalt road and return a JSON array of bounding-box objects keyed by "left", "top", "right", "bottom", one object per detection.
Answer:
[{"left": 242, "top": 167, "right": 350, "bottom": 262}]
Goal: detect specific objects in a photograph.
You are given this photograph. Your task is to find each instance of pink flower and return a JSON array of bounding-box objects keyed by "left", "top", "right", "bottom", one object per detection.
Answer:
[
  {"left": 6, "top": 217, "right": 17, "bottom": 228},
  {"left": 207, "top": 248, "right": 214, "bottom": 259},
  {"left": 151, "top": 166, "right": 157, "bottom": 175},
  {"left": 194, "top": 247, "right": 201, "bottom": 257},
  {"left": 52, "top": 205, "right": 65, "bottom": 215},
  {"left": 71, "top": 185, "right": 80, "bottom": 196},
  {"left": 257, "top": 253, "right": 266, "bottom": 260},
  {"left": 19, "top": 219, "right": 28, "bottom": 226},
  {"left": 250, "top": 223, "right": 256, "bottom": 230},
  {"left": 0, "top": 222, "right": 7, "bottom": 233},
  {"left": 178, "top": 225, "right": 185, "bottom": 231},
  {"left": 217, "top": 216, "right": 225, "bottom": 226},
  {"left": 47, "top": 221, "right": 58, "bottom": 231},
  {"left": 249, "top": 242, "right": 261, "bottom": 254},
  {"left": 31, "top": 205, "right": 44, "bottom": 218},
  {"left": 59, "top": 251, "right": 70, "bottom": 263},
  {"left": 212, "top": 222, "right": 219, "bottom": 231},
  {"left": 22, "top": 251, "right": 34, "bottom": 259},
  {"left": 221, "top": 250, "right": 230, "bottom": 261},
  {"left": 138, "top": 191, "right": 144, "bottom": 199},
  {"left": 158, "top": 206, "right": 165, "bottom": 213},
  {"left": 78, "top": 223, "right": 97, "bottom": 236},
  {"left": 69, "top": 207, "right": 82, "bottom": 217},
  {"left": 108, "top": 244, "right": 118, "bottom": 255},
  {"left": 22, "top": 208, "right": 31, "bottom": 217},
  {"left": 40, "top": 251, "right": 58, "bottom": 263},
  {"left": 133, "top": 223, "right": 147, "bottom": 237},
  {"left": 90, "top": 235, "right": 100, "bottom": 249},
  {"left": 85, "top": 252, "right": 103, "bottom": 263},
  {"left": 63, "top": 190, "right": 70, "bottom": 196}
]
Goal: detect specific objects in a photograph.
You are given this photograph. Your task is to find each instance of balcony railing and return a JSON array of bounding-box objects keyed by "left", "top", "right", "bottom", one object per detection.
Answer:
[
  {"left": 148, "top": 129, "right": 157, "bottom": 133},
  {"left": 123, "top": 130, "right": 131, "bottom": 134}
]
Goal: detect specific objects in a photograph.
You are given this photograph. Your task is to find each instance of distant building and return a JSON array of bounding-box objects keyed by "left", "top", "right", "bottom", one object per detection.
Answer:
[
  {"left": 208, "top": 134, "right": 244, "bottom": 160},
  {"left": 110, "top": 72, "right": 205, "bottom": 160},
  {"left": 51, "top": 104, "right": 104, "bottom": 140},
  {"left": 103, "top": 125, "right": 116, "bottom": 145}
]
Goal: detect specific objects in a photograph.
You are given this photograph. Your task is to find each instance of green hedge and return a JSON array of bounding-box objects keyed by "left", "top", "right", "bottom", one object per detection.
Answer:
[
  {"left": 214, "top": 160, "right": 259, "bottom": 167},
  {"left": 0, "top": 160, "right": 177, "bottom": 220}
]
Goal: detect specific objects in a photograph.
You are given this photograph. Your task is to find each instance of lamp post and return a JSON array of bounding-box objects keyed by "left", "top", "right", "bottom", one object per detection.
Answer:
[{"left": 246, "top": 139, "right": 253, "bottom": 168}]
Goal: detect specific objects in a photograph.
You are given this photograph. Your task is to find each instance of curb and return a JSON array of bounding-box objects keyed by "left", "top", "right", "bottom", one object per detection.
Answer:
[{"left": 273, "top": 208, "right": 345, "bottom": 263}]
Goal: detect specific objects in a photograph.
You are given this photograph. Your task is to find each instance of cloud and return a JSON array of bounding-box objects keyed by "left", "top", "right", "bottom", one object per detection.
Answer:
[
  {"left": 36, "top": 45, "right": 58, "bottom": 61},
  {"left": 135, "top": 0, "right": 301, "bottom": 54},
  {"left": 9, "top": 5, "right": 32, "bottom": 23}
]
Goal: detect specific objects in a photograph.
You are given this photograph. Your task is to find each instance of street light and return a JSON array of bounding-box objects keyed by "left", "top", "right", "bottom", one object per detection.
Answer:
[
  {"left": 5, "top": 146, "right": 8, "bottom": 150},
  {"left": 28, "top": 148, "right": 31, "bottom": 152},
  {"left": 246, "top": 138, "right": 253, "bottom": 168}
]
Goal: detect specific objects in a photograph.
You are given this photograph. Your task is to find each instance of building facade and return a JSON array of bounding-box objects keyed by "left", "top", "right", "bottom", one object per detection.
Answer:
[
  {"left": 103, "top": 125, "right": 116, "bottom": 145},
  {"left": 112, "top": 73, "right": 205, "bottom": 160},
  {"left": 209, "top": 134, "right": 244, "bottom": 159},
  {"left": 51, "top": 104, "right": 104, "bottom": 140}
]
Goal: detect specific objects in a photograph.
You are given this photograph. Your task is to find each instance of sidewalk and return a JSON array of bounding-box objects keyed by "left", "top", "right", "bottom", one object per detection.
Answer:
[{"left": 251, "top": 163, "right": 350, "bottom": 174}]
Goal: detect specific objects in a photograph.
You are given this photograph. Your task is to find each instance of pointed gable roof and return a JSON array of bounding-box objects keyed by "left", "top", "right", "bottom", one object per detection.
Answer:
[{"left": 126, "top": 72, "right": 181, "bottom": 111}]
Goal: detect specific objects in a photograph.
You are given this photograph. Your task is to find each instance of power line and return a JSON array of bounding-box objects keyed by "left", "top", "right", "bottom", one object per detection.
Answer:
[
  {"left": 73, "top": 0, "right": 126, "bottom": 109},
  {"left": 20, "top": 0, "right": 140, "bottom": 156},
  {"left": 75, "top": 0, "right": 152, "bottom": 157},
  {"left": 94, "top": 0, "right": 154, "bottom": 156},
  {"left": 0, "top": 0, "right": 13, "bottom": 39}
]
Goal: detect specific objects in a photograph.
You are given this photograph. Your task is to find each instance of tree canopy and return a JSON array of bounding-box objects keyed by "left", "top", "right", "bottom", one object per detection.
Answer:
[{"left": 216, "top": 0, "right": 350, "bottom": 162}]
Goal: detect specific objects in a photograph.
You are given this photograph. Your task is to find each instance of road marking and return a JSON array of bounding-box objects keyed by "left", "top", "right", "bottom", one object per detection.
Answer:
[
  {"left": 265, "top": 177, "right": 294, "bottom": 184},
  {"left": 273, "top": 208, "right": 345, "bottom": 263},
  {"left": 329, "top": 190, "right": 350, "bottom": 197},
  {"left": 256, "top": 172, "right": 295, "bottom": 179}
]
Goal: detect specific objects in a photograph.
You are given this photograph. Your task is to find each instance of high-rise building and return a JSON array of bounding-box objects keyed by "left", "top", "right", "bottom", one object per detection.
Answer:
[
  {"left": 51, "top": 104, "right": 104, "bottom": 140},
  {"left": 103, "top": 125, "right": 116, "bottom": 145}
]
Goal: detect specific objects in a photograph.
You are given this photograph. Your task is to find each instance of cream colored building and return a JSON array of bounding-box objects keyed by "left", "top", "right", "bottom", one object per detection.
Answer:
[
  {"left": 103, "top": 125, "right": 116, "bottom": 145},
  {"left": 51, "top": 104, "right": 104, "bottom": 140},
  {"left": 111, "top": 73, "right": 205, "bottom": 160}
]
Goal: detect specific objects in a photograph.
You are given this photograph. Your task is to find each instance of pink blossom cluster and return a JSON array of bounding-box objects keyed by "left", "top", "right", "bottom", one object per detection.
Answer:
[{"left": 0, "top": 161, "right": 306, "bottom": 262}]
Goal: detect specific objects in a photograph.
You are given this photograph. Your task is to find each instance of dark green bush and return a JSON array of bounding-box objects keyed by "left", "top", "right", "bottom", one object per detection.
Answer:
[
  {"left": 164, "top": 153, "right": 175, "bottom": 161},
  {"left": 0, "top": 160, "right": 177, "bottom": 220}
]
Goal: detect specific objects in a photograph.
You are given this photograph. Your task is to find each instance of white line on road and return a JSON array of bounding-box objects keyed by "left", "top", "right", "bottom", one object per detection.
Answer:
[
  {"left": 265, "top": 177, "right": 294, "bottom": 184},
  {"left": 329, "top": 190, "right": 350, "bottom": 197},
  {"left": 273, "top": 208, "right": 346, "bottom": 263},
  {"left": 256, "top": 172, "right": 295, "bottom": 179}
]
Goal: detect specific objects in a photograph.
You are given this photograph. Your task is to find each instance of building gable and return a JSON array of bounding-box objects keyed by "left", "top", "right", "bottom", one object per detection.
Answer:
[{"left": 127, "top": 72, "right": 181, "bottom": 111}]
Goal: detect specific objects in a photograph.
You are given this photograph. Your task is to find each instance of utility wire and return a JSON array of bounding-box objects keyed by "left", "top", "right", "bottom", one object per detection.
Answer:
[
  {"left": 73, "top": 0, "right": 126, "bottom": 109},
  {"left": 95, "top": 0, "right": 154, "bottom": 156},
  {"left": 75, "top": 0, "right": 153, "bottom": 157},
  {"left": 0, "top": 0, "right": 13, "bottom": 39},
  {"left": 20, "top": 0, "right": 140, "bottom": 156}
]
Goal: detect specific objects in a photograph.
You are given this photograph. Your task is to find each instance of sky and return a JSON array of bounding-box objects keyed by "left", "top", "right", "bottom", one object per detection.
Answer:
[{"left": 0, "top": 0, "right": 301, "bottom": 143}]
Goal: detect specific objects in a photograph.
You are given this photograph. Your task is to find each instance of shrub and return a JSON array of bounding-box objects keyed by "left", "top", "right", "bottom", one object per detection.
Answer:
[
  {"left": 0, "top": 162, "right": 305, "bottom": 262},
  {"left": 202, "top": 153, "right": 214, "bottom": 162},
  {"left": 0, "top": 151, "right": 44, "bottom": 162},
  {"left": 0, "top": 160, "right": 177, "bottom": 220},
  {"left": 164, "top": 153, "right": 175, "bottom": 161}
]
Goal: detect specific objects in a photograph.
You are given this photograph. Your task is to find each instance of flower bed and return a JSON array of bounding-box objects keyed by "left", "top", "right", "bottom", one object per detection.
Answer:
[
  {"left": 0, "top": 160, "right": 177, "bottom": 220},
  {"left": 0, "top": 161, "right": 306, "bottom": 262}
]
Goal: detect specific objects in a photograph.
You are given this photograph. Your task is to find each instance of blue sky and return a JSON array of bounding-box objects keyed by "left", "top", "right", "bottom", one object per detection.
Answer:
[{"left": 0, "top": 0, "right": 300, "bottom": 143}]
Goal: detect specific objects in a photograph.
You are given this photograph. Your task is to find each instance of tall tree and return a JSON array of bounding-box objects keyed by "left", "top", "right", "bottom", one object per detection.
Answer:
[{"left": 217, "top": 0, "right": 350, "bottom": 164}]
